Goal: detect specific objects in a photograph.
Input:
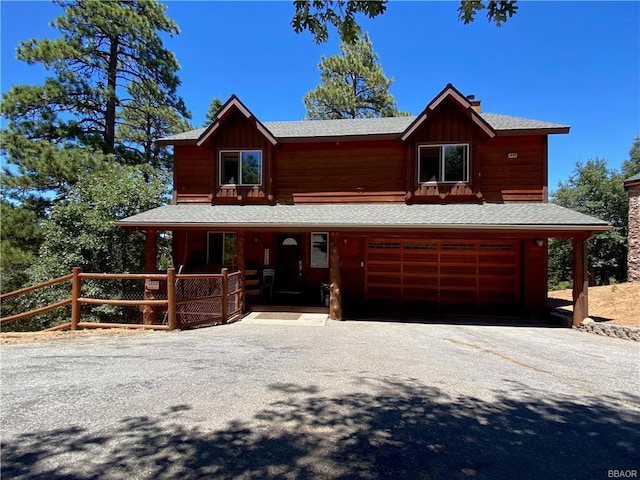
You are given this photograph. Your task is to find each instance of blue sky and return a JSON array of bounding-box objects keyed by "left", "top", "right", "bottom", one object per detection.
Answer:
[{"left": 1, "top": 1, "right": 638, "bottom": 191}]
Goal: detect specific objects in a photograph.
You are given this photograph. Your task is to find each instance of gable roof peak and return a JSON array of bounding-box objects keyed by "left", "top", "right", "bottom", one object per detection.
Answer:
[
  {"left": 401, "top": 83, "right": 495, "bottom": 141},
  {"left": 196, "top": 94, "right": 278, "bottom": 147}
]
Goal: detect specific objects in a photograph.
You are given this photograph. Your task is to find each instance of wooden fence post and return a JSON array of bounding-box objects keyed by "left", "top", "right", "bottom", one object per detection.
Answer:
[
  {"left": 236, "top": 231, "right": 246, "bottom": 313},
  {"left": 71, "top": 267, "right": 81, "bottom": 330},
  {"left": 167, "top": 267, "right": 177, "bottom": 331},
  {"left": 221, "top": 268, "right": 229, "bottom": 322}
]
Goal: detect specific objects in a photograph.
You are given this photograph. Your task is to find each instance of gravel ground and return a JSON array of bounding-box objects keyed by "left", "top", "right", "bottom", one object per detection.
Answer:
[{"left": 1, "top": 318, "right": 639, "bottom": 480}]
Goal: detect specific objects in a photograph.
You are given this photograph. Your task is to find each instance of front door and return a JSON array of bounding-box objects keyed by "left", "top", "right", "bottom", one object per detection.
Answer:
[{"left": 277, "top": 234, "right": 302, "bottom": 293}]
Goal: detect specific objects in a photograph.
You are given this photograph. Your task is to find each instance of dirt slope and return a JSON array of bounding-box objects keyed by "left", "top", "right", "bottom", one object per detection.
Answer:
[{"left": 548, "top": 282, "right": 639, "bottom": 327}]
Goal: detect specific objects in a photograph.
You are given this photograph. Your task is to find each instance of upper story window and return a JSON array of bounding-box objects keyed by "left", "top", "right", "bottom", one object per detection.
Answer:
[
  {"left": 418, "top": 144, "right": 469, "bottom": 183},
  {"left": 219, "top": 150, "right": 262, "bottom": 186}
]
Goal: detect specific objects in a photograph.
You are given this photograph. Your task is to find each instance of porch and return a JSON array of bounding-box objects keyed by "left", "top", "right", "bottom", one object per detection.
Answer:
[{"left": 121, "top": 203, "right": 611, "bottom": 326}]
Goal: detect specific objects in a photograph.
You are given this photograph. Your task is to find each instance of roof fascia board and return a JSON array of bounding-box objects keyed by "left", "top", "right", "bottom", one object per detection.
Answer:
[
  {"left": 117, "top": 220, "right": 610, "bottom": 233},
  {"left": 428, "top": 84, "right": 471, "bottom": 111},
  {"left": 155, "top": 138, "right": 198, "bottom": 146},
  {"left": 400, "top": 112, "right": 429, "bottom": 142},
  {"left": 495, "top": 127, "right": 570, "bottom": 136}
]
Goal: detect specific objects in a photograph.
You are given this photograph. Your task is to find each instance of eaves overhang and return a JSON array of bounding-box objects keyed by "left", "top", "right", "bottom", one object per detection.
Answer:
[
  {"left": 117, "top": 203, "right": 611, "bottom": 235},
  {"left": 495, "top": 127, "right": 570, "bottom": 136}
]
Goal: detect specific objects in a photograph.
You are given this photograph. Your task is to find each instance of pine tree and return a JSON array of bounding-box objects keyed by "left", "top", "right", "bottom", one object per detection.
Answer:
[
  {"left": 203, "top": 97, "right": 223, "bottom": 127},
  {"left": 304, "top": 34, "right": 408, "bottom": 119},
  {"left": 0, "top": 0, "right": 191, "bottom": 298},
  {"left": 117, "top": 79, "right": 192, "bottom": 170},
  {"left": 1, "top": 0, "right": 191, "bottom": 203}
]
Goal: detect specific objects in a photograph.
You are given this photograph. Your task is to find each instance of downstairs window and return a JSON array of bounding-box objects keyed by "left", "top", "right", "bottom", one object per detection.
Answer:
[{"left": 207, "top": 232, "right": 237, "bottom": 268}]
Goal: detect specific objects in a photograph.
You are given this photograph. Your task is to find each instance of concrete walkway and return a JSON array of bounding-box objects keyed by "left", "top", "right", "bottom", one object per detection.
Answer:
[{"left": 1, "top": 318, "right": 639, "bottom": 479}]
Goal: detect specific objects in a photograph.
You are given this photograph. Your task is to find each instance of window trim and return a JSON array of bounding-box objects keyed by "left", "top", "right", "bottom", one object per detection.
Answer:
[
  {"left": 417, "top": 143, "right": 470, "bottom": 184},
  {"left": 310, "top": 232, "right": 329, "bottom": 269},
  {"left": 218, "top": 149, "right": 263, "bottom": 187},
  {"left": 206, "top": 231, "right": 236, "bottom": 267}
]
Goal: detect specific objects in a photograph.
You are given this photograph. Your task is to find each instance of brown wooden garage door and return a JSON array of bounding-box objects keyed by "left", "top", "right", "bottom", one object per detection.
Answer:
[{"left": 365, "top": 239, "right": 520, "bottom": 310}]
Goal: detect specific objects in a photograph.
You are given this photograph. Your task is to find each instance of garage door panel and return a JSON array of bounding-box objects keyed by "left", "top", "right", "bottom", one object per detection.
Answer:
[
  {"left": 440, "top": 253, "right": 477, "bottom": 264},
  {"left": 403, "top": 275, "right": 439, "bottom": 286},
  {"left": 478, "top": 254, "right": 515, "bottom": 265},
  {"left": 365, "top": 238, "right": 520, "bottom": 310},
  {"left": 440, "top": 276, "right": 477, "bottom": 288},
  {"left": 404, "top": 264, "right": 439, "bottom": 275},
  {"left": 479, "top": 265, "right": 516, "bottom": 276},
  {"left": 403, "top": 253, "right": 439, "bottom": 263},
  {"left": 440, "top": 265, "right": 477, "bottom": 276}
]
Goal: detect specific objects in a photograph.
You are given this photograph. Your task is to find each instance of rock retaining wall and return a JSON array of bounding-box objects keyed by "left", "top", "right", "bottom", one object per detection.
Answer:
[
  {"left": 551, "top": 310, "right": 639, "bottom": 341},
  {"left": 579, "top": 319, "right": 640, "bottom": 341},
  {"left": 628, "top": 184, "right": 640, "bottom": 282}
]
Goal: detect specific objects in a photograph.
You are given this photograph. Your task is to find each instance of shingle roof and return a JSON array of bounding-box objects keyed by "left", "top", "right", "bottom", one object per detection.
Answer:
[
  {"left": 159, "top": 113, "right": 569, "bottom": 143},
  {"left": 118, "top": 203, "right": 609, "bottom": 232},
  {"left": 624, "top": 172, "right": 640, "bottom": 184},
  {"left": 479, "top": 113, "right": 568, "bottom": 131},
  {"left": 265, "top": 116, "right": 413, "bottom": 138}
]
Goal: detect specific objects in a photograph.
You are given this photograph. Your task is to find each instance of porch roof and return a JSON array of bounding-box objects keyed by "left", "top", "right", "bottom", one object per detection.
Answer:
[{"left": 118, "top": 203, "right": 609, "bottom": 233}]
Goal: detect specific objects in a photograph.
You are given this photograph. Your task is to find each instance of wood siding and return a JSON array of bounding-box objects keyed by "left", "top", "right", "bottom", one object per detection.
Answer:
[
  {"left": 212, "top": 111, "right": 273, "bottom": 203},
  {"left": 273, "top": 140, "right": 406, "bottom": 203},
  {"left": 173, "top": 106, "right": 548, "bottom": 206},
  {"left": 174, "top": 146, "right": 213, "bottom": 203},
  {"left": 407, "top": 99, "right": 484, "bottom": 202},
  {"left": 478, "top": 135, "right": 546, "bottom": 202}
]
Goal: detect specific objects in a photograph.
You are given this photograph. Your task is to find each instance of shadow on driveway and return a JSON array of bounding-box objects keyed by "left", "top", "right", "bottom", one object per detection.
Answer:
[
  {"left": 2, "top": 379, "right": 638, "bottom": 479},
  {"left": 344, "top": 308, "right": 564, "bottom": 327}
]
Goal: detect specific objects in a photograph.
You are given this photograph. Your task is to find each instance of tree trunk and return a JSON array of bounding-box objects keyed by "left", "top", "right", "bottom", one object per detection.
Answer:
[{"left": 104, "top": 34, "right": 119, "bottom": 153}]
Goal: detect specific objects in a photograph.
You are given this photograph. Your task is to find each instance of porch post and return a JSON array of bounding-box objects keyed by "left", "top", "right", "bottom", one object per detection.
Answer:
[
  {"left": 221, "top": 268, "right": 229, "bottom": 322},
  {"left": 143, "top": 229, "right": 158, "bottom": 324},
  {"left": 166, "top": 267, "right": 177, "bottom": 331},
  {"left": 572, "top": 235, "right": 589, "bottom": 327},
  {"left": 329, "top": 232, "right": 342, "bottom": 320},
  {"left": 236, "top": 231, "right": 246, "bottom": 313},
  {"left": 144, "top": 229, "right": 158, "bottom": 272}
]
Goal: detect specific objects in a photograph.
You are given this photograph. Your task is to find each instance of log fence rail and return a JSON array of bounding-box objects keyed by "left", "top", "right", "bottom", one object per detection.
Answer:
[{"left": 0, "top": 268, "right": 243, "bottom": 332}]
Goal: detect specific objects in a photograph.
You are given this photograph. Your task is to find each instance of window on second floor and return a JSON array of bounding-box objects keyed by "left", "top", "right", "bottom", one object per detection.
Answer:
[
  {"left": 219, "top": 150, "right": 262, "bottom": 186},
  {"left": 418, "top": 144, "right": 469, "bottom": 183}
]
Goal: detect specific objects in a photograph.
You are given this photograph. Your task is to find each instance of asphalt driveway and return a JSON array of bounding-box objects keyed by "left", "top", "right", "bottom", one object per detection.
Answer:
[{"left": 1, "top": 318, "right": 639, "bottom": 480}]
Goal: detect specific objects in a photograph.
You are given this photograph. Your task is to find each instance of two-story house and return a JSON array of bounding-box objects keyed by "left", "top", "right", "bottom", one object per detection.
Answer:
[{"left": 119, "top": 84, "right": 609, "bottom": 325}]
